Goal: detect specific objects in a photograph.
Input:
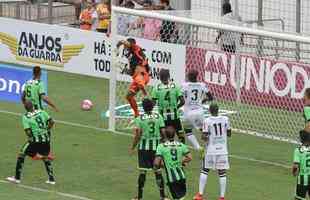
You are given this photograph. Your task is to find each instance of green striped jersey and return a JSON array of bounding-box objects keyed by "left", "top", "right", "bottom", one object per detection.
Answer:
[
  {"left": 156, "top": 140, "right": 190, "bottom": 183},
  {"left": 151, "top": 82, "right": 183, "bottom": 121},
  {"left": 134, "top": 112, "right": 165, "bottom": 151},
  {"left": 304, "top": 106, "right": 310, "bottom": 124},
  {"left": 24, "top": 79, "right": 46, "bottom": 110},
  {"left": 22, "top": 110, "right": 51, "bottom": 143},
  {"left": 294, "top": 145, "right": 310, "bottom": 186}
]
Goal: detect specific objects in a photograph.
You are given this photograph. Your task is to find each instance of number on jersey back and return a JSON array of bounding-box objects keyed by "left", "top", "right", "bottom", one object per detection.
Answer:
[
  {"left": 182, "top": 82, "right": 209, "bottom": 111},
  {"left": 203, "top": 116, "right": 230, "bottom": 155}
]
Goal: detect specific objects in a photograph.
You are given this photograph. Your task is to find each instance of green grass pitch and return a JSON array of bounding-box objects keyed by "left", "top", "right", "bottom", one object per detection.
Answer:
[{"left": 0, "top": 69, "right": 299, "bottom": 200}]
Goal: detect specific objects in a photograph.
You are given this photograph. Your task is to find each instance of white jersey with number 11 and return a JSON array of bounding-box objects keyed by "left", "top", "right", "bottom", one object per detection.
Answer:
[{"left": 203, "top": 116, "right": 230, "bottom": 155}]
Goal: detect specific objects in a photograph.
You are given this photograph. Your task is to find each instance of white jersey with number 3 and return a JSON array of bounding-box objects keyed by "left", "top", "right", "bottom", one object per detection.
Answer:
[
  {"left": 203, "top": 116, "right": 230, "bottom": 155},
  {"left": 181, "top": 82, "right": 209, "bottom": 112}
]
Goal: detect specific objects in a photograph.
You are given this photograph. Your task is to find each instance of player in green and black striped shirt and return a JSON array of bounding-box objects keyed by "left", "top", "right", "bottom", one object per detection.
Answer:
[
  {"left": 154, "top": 126, "right": 192, "bottom": 200},
  {"left": 303, "top": 88, "right": 310, "bottom": 133},
  {"left": 6, "top": 101, "right": 56, "bottom": 185},
  {"left": 22, "top": 66, "right": 58, "bottom": 160},
  {"left": 130, "top": 98, "right": 168, "bottom": 200},
  {"left": 22, "top": 66, "right": 58, "bottom": 111},
  {"left": 292, "top": 130, "right": 310, "bottom": 199},
  {"left": 152, "top": 69, "right": 185, "bottom": 143}
]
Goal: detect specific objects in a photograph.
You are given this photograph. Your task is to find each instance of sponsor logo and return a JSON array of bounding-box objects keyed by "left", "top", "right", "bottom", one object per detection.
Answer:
[
  {"left": 104, "top": 103, "right": 236, "bottom": 119},
  {"left": 0, "top": 32, "right": 84, "bottom": 67},
  {"left": 0, "top": 64, "right": 48, "bottom": 103}
]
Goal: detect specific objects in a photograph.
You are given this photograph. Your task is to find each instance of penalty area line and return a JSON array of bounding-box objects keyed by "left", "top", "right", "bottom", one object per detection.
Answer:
[
  {"left": 0, "top": 109, "right": 290, "bottom": 169},
  {"left": 0, "top": 180, "right": 95, "bottom": 200}
]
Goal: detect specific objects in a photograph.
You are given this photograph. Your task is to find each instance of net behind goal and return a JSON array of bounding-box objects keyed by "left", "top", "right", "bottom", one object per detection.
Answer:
[{"left": 109, "top": 6, "right": 310, "bottom": 143}]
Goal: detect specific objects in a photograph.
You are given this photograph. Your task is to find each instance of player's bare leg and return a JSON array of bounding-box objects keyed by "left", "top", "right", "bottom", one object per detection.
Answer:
[
  {"left": 126, "top": 91, "right": 139, "bottom": 117},
  {"left": 218, "top": 169, "right": 227, "bottom": 200},
  {"left": 194, "top": 167, "right": 209, "bottom": 200}
]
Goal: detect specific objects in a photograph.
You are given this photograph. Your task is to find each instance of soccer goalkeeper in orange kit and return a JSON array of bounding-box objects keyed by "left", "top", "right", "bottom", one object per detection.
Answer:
[{"left": 117, "top": 38, "right": 150, "bottom": 117}]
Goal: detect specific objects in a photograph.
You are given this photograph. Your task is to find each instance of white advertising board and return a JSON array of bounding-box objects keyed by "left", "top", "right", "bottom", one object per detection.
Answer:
[{"left": 0, "top": 17, "right": 186, "bottom": 85}]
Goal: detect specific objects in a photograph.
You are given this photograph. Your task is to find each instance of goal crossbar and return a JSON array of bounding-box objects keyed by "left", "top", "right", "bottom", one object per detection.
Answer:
[{"left": 112, "top": 6, "right": 310, "bottom": 44}]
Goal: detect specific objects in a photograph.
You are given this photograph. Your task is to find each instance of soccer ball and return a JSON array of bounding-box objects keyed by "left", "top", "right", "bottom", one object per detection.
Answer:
[{"left": 81, "top": 99, "right": 93, "bottom": 111}]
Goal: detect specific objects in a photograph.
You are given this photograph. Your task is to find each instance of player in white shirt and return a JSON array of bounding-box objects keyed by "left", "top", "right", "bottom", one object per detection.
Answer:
[
  {"left": 181, "top": 69, "right": 213, "bottom": 150},
  {"left": 193, "top": 103, "right": 231, "bottom": 200}
]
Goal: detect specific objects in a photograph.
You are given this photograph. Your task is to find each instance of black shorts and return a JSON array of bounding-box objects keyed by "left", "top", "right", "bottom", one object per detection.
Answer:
[
  {"left": 138, "top": 150, "right": 156, "bottom": 170},
  {"left": 296, "top": 184, "right": 310, "bottom": 199},
  {"left": 168, "top": 179, "right": 187, "bottom": 199},
  {"left": 20, "top": 142, "right": 50, "bottom": 157},
  {"left": 165, "top": 119, "right": 183, "bottom": 133}
]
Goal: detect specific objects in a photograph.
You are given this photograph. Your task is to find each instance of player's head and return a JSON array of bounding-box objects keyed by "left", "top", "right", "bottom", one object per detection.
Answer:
[
  {"left": 165, "top": 125, "right": 176, "bottom": 141},
  {"left": 222, "top": 2, "right": 232, "bottom": 15},
  {"left": 159, "top": 69, "right": 170, "bottom": 84},
  {"left": 300, "top": 130, "right": 310, "bottom": 145},
  {"left": 209, "top": 103, "right": 219, "bottom": 116},
  {"left": 24, "top": 100, "right": 34, "bottom": 112},
  {"left": 187, "top": 69, "right": 199, "bottom": 82},
  {"left": 33, "top": 66, "right": 41, "bottom": 79},
  {"left": 142, "top": 98, "right": 154, "bottom": 113},
  {"left": 304, "top": 88, "right": 310, "bottom": 105}
]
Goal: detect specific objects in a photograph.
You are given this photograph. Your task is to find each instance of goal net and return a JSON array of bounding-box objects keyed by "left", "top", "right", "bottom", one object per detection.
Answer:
[{"left": 109, "top": 6, "right": 310, "bottom": 143}]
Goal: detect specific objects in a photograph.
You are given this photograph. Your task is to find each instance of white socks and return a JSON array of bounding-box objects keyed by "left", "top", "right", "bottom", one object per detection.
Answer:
[
  {"left": 199, "top": 169, "right": 227, "bottom": 198},
  {"left": 199, "top": 169, "right": 209, "bottom": 195},
  {"left": 219, "top": 174, "right": 227, "bottom": 198},
  {"left": 186, "top": 132, "right": 201, "bottom": 150}
]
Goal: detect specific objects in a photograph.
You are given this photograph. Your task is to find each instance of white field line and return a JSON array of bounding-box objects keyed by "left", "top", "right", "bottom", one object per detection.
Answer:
[
  {"left": 0, "top": 180, "right": 94, "bottom": 200},
  {"left": 0, "top": 109, "right": 291, "bottom": 170}
]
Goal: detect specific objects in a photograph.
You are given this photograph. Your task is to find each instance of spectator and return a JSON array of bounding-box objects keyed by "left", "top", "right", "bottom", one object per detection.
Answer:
[
  {"left": 139, "top": 2, "right": 162, "bottom": 40},
  {"left": 159, "top": 0, "right": 178, "bottom": 43},
  {"left": 117, "top": 1, "right": 136, "bottom": 36},
  {"left": 96, "top": 0, "right": 111, "bottom": 33},
  {"left": 215, "top": 2, "right": 243, "bottom": 53},
  {"left": 79, "top": 0, "right": 96, "bottom": 30}
]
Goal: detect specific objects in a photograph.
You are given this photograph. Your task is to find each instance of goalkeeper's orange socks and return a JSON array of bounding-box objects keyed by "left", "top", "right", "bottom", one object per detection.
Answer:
[{"left": 127, "top": 96, "right": 139, "bottom": 117}]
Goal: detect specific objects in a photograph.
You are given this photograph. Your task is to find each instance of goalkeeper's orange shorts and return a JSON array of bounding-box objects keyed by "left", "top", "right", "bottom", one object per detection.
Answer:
[{"left": 129, "top": 67, "right": 150, "bottom": 94}]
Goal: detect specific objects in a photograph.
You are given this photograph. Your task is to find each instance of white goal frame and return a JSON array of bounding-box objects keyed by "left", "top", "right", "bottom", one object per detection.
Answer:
[{"left": 109, "top": 6, "right": 310, "bottom": 143}]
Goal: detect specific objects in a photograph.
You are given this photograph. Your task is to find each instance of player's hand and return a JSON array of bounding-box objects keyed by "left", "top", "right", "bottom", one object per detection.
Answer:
[
  {"left": 292, "top": 164, "right": 299, "bottom": 176},
  {"left": 129, "top": 148, "right": 136, "bottom": 156}
]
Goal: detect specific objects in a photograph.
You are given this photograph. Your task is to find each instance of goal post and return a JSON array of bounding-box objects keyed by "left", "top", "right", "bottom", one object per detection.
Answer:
[{"left": 109, "top": 6, "right": 310, "bottom": 143}]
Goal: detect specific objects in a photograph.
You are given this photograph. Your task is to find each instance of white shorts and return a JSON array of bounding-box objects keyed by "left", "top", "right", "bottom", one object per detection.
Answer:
[
  {"left": 203, "top": 154, "right": 230, "bottom": 170},
  {"left": 183, "top": 109, "right": 204, "bottom": 130}
]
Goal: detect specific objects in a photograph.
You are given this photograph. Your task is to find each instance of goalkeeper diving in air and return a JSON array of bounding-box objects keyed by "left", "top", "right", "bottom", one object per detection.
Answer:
[{"left": 117, "top": 38, "right": 150, "bottom": 117}]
